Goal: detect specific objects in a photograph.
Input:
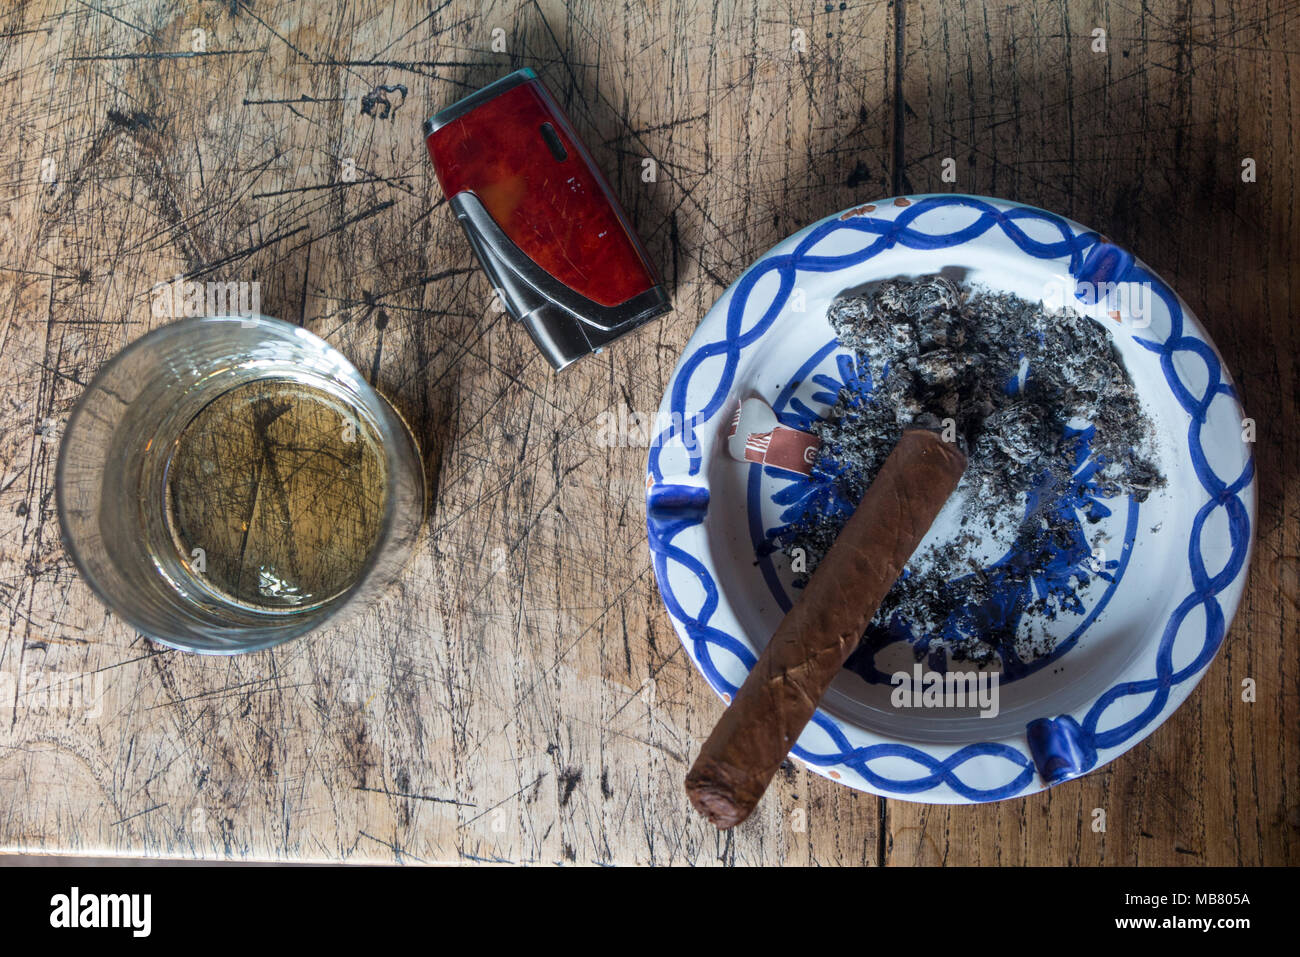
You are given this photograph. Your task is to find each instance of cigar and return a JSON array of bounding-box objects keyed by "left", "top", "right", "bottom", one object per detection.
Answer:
[{"left": 685, "top": 428, "right": 966, "bottom": 828}]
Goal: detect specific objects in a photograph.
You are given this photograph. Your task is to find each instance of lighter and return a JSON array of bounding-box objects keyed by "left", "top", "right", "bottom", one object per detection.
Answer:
[{"left": 424, "top": 69, "right": 671, "bottom": 370}]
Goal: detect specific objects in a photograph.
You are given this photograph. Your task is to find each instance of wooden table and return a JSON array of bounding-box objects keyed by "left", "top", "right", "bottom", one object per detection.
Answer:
[{"left": 1, "top": 0, "right": 1295, "bottom": 865}]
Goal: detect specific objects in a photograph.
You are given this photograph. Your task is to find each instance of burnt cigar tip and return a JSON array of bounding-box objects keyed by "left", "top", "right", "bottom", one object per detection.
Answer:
[{"left": 685, "top": 771, "right": 755, "bottom": 829}]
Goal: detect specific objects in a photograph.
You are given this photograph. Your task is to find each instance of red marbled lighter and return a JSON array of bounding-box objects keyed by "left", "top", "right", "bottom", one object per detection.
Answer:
[{"left": 424, "top": 69, "right": 671, "bottom": 370}]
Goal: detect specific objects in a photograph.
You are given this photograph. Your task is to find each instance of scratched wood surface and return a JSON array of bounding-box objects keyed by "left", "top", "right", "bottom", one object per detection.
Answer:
[{"left": 0, "top": 0, "right": 1294, "bottom": 865}]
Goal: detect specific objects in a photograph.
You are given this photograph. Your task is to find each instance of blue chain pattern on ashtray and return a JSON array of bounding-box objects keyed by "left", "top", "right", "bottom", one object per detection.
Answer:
[{"left": 646, "top": 195, "right": 1253, "bottom": 801}]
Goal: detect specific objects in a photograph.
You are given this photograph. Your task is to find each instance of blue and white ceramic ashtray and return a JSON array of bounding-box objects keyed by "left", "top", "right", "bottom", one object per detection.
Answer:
[{"left": 646, "top": 194, "right": 1256, "bottom": 803}]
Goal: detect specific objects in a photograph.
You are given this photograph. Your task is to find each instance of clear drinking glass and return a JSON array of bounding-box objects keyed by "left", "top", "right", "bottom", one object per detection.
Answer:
[{"left": 56, "top": 315, "right": 426, "bottom": 654}]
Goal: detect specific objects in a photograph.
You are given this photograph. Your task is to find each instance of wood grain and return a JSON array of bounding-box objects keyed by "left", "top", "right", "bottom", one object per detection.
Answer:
[{"left": 0, "top": 0, "right": 1293, "bottom": 864}]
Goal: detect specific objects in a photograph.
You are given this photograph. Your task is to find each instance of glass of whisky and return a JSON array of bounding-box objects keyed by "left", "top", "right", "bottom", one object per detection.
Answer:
[{"left": 56, "top": 315, "right": 426, "bottom": 653}]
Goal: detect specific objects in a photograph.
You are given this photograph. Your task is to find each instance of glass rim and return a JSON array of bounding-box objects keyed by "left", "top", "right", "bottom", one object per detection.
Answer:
[{"left": 55, "top": 314, "right": 426, "bottom": 655}]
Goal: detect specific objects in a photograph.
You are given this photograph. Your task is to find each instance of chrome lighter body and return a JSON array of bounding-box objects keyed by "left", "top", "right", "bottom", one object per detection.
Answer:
[{"left": 424, "top": 70, "right": 671, "bottom": 370}]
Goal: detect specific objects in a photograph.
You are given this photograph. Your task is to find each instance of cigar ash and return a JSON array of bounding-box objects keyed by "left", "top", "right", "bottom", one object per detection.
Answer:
[{"left": 765, "top": 276, "right": 1165, "bottom": 680}]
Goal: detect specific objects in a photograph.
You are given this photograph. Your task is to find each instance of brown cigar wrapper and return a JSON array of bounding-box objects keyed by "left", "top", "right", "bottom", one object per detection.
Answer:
[{"left": 685, "top": 428, "right": 967, "bottom": 828}]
